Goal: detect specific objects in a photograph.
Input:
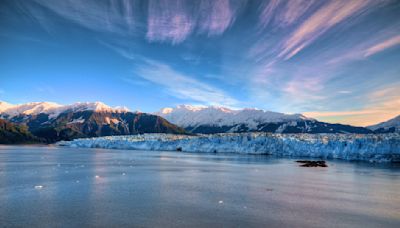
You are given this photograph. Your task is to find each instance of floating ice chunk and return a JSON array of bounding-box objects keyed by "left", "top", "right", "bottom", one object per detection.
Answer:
[
  {"left": 95, "top": 175, "right": 100, "bottom": 179},
  {"left": 34, "top": 185, "right": 43, "bottom": 189},
  {"left": 219, "top": 200, "right": 223, "bottom": 204}
]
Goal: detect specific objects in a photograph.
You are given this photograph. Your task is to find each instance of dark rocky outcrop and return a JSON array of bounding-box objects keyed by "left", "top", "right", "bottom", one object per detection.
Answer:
[{"left": 296, "top": 160, "right": 328, "bottom": 167}]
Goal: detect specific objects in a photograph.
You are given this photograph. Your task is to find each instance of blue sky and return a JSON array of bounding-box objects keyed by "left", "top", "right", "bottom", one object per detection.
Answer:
[{"left": 0, "top": 0, "right": 399, "bottom": 126}]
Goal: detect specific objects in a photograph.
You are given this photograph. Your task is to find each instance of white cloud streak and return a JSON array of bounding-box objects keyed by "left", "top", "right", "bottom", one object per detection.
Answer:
[
  {"left": 20, "top": 0, "right": 241, "bottom": 44},
  {"left": 258, "top": 0, "right": 315, "bottom": 28},
  {"left": 146, "top": 0, "right": 193, "bottom": 44},
  {"left": 278, "top": 0, "right": 380, "bottom": 60},
  {"left": 146, "top": 0, "right": 240, "bottom": 44},
  {"left": 134, "top": 59, "right": 239, "bottom": 107},
  {"left": 26, "top": 0, "right": 142, "bottom": 35}
]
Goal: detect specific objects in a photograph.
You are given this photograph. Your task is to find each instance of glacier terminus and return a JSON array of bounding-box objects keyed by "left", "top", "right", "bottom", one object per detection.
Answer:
[{"left": 58, "top": 133, "right": 400, "bottom": 163}]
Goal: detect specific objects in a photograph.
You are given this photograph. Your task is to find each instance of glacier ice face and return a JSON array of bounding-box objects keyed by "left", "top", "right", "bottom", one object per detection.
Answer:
[{"left": 58, "top": 133, "right": 400, "bottom": 162}]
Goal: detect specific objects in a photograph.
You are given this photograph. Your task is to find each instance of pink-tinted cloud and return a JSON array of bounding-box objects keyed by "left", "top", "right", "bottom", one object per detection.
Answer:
[
  {"left": 364, "top": 35, "right": 400, "bottom": 57},
  {"left": 279, "top": 0, "right": 380, "bottom": 60},
  {"left": 326, "top": 31, "right": 400, "bottom": 66},
  {"left": 146, "top": 0, "right": 240, "bottom": 44},
  {"left": 146, "top": 0, "right": 194, "bottom": 44},
  {"left": 197, "top": 0, "right": 239, "bottom": 36},
  {"left": 259, "top": 0, "right": 315, "bottom": 28},
  {"left": 258, "top": 0, "right": 281, "bottom": 28}
]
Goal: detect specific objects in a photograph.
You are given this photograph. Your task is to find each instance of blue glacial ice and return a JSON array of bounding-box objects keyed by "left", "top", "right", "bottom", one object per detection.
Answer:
[{"left": 57, "top": 133, "right": 400, "bottom": 162}]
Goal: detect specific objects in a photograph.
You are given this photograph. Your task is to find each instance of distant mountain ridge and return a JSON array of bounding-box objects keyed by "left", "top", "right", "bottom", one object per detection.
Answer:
[
  {"left": 0, "top": 101, "right": 129, "bottom": 119},
  {"left": 367, "top": 115, "right": 400, "bottom": 133},
  {"left": 157, "top": 105, "right": 311, "bottom": 128},
  {"left": 0, "top": 101, "right": 185, "bottom": 143},
  {"left": 1, "top": 101, "right": 397, "bottom": 144},
  {"left": 157, "top": 105, "right": 373, "bottom": 134}
]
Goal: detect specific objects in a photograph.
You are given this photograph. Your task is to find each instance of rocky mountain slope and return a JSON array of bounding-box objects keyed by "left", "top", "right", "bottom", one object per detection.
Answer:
[
  {"left": 0, "top": 101, "right": 185, "bottom": 143},
  {"left": 368, "top": 115, "right": 400, "bottom": 133},
  {"left": 0, "top": 119, "right": 39, "bottom": 144},
  {"left": 157, "top": 105, "right": 373, "bottom": 134}
]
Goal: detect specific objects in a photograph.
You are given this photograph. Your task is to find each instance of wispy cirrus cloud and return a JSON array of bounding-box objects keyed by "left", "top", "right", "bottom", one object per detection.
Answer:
[
  {"left": 326, "top": 30, "right": 400, "bottom": 66},
  {"left": 22, "top": 0, "right": 142, "bottom": 35},
  {"left": 18, "top": 0, "right": 241, "bottom": 44},
  {"left": 146, "top": 0, "right": 194, "bottom": 44},
  {"left": 146, "top": 0, "right": 241, "bottom": 44},
  {"left": 133, "top": 59, "right": 239, "bottom": 107},
  {"left": 245, "top": 0, "right": 396, "bottom": 116},
  {"left": 258, "top": 0, "right": 316, "bottom": 28},
  {"left": 364, "top": 34, "right": 400, "bottom": 57},
  {"left": 279, "top": 0, "right": 382, "bottom": 60},
  {"left": 101, "top": 40, "right": 239, "bottom": 107}
]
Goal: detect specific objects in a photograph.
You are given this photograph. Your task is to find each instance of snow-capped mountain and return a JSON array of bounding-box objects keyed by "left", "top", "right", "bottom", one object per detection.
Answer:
[
  {"left": 367, "top": 115, "right": 400, "bottom": 133},
  {"left": 0, "top": 101, "right": 129, "bottom": 119},
  {"left": 157, "top": 105, "right": 372, "bottom": 134},
  {"left": 158, "top": 105, "right": 309, "bottom": 128},
  {"left": 0, "top": 101, "right": 184, "bottom": 143}
]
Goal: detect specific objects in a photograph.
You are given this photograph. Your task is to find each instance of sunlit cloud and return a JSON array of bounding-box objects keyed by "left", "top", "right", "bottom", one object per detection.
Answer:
[
  {"left": 146, "top": 0, "right": 241, "bottom": 43},
  {"left": 258, "top": 0, "right": 315, "bottom": 29},
  {"left": 278, "top": 0, "right": 381, "bottom": 60},
  {"left": 304, "top": 85, "right": 400, "bottom": 126},
  {"left": 146, "top": 0, "right": 194, "bottom": 44},
  {"left": 364, "top": 34, "right": 400, "bottom": 57},
  {"left": 18, "top": 0, "right": 241, "bottom": 44}
]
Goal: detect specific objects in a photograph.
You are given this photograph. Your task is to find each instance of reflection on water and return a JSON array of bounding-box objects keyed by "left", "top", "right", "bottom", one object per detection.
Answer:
[{"left": 0, "top": 145, "right": 399, "bottom": 227}]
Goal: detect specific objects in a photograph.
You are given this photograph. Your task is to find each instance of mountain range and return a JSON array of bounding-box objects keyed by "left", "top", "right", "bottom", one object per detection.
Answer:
[
  {"left": 0, "top": 101, "right": 185, "bottom": 143},
  {"left": 0, "top": 101, "right": 399, "bottom": 144},
  {"left": 367, "top": 115, "right": 400, "bottom": 133},
  {"left": 0, "top": 119, "right": 39, "bottom": 144},
  {"left": 157, "top": 105, "right": 381, "bottom": 134}
]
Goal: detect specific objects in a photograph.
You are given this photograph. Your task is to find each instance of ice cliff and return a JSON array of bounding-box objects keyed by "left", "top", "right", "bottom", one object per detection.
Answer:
[{"left": 57, "top": 133, "right": 400, "bottom": 162}]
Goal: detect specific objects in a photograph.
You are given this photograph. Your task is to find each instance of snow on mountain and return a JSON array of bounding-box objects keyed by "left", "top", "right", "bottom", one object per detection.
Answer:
[
  {"left": 157, "top": 105, "right": 309, "bottom": 129},
  {"left": 0, "top": 101, "right": 62, "bottom": 117},
  {"left": 0, "top": 101, "right": 129, "bottom": 118},
  {"left": 58, "top": 133, "right": 400, "bottom": 162},
  {"left": 368, "top": 115, "right": 400, "bottom": 132}
]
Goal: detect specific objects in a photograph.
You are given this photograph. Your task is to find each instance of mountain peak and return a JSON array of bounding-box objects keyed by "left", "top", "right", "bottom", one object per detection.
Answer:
[
  {"left": 0, "top": 101, "right": 130, "bottom": 118},
  {"left": 156, "top": 105, "right": 309, "bottom": 128},
  {"left": 67, "top": 101, "right": 129, "bottom": 113},
  {"left": 367, "top": 114, "right": 400, "bottom": 132}
]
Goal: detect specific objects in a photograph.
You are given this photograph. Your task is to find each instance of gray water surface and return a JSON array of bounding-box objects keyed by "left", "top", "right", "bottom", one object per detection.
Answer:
[{"left": 0, "top": 146, "right": 399, "bottom": 227}]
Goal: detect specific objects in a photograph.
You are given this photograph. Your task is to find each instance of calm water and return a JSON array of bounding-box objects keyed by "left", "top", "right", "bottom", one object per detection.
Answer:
[{"left": 0, "top": 146, "right": 400, "bottom": 227}]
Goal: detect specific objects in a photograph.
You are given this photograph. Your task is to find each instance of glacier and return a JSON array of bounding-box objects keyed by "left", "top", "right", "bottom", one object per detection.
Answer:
[{"left": 57, "top": 133, "right": 400, "bottom": 162}]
